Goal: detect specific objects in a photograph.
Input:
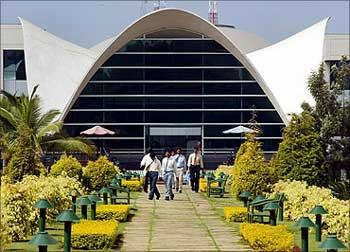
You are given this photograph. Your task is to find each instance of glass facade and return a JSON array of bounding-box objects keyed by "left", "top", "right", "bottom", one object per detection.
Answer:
[
  {"left": 2, "top": 50, "right": 28, "bottom": 95},
  {"left": 64, "top": 31, "right": 285, "bottom": 168}
]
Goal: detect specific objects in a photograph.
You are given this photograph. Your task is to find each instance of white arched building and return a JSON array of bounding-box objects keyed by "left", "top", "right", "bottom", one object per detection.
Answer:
[{"left": 1, "top": 8, "right": 349, "bottom": 168}]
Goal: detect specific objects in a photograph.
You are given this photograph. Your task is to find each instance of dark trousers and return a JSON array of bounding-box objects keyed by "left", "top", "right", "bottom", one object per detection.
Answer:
[
  {"left": 149, "top": 171, "right": 160, "bottom": 199},
  {"left": 143, "top": 171, "right": 149, "bottom": 193},
  {"left": 190, "top": 165, "right": 201, "bottom": 192}
]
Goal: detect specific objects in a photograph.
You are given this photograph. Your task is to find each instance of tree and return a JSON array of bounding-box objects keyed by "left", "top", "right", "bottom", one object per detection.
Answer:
[
  {"left": 307, "top": 57, "right": 350, "bottom": 180},
  {"left": 231, "top": 134, "right": 276, "bottom": 197},
  {"left": 273, "top": 111, "right": 327, "bottom": 186},
  {"left": 0, "top": 85, "right": 94, "bottom": 164}
]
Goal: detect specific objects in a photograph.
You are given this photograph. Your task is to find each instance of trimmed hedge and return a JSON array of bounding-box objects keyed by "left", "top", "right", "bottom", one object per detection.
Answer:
[
  {"left": 96, "top": 205, "right": 130, "bottom": 221},
  {"left": 240, "top": 223, "right": 294, "bottom": 252},
  {"left": 50, "top": 154, "right": 83, "bottom": 180},
  {"left": 223, "top": 206, "right": 247, "bottom": 222},
  {"left": 121, "top": 179, "right": 142, "bottom": 191},
  {"left": 72, "top": 220, "right": 118, "bottom": 250}
]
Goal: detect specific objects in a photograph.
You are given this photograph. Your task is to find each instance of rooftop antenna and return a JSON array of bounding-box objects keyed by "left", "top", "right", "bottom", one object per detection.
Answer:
[{"left": 208, "top": 0, "right": 218, "bottom": 25}]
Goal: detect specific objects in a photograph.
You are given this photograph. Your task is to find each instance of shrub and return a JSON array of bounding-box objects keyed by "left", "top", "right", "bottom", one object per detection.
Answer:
[
  {"left": 83, "top": 156, "right": 119, "bottom": 191},
  {"left": 121, "top": 179, "right": 142, "bottom": 191},
  {"left": 214, "top": 165, "right": 233, "bottom": 186},
  {"left": 223, "top": 206, "right": 247, "bottom": 222},
  {"left": 1, "top": 175, "right": 83, "bottom": 241},
  {"left": 5, "top": 125, "right": 45, "bottom": 182},
  {"left": 199, "top": 178, "right": 218, "bottom": 192},
  {"left": 72, "top": 220, "right": 118, "bottom": 250},
  {"left": 273, "top": 111, "right": 327, "bottom": 186},
  {"left": 50, "top": 154, "right": 83, "bottom": 180},
  {"left": 240, "top": 223, "right": 294, "bottom": 252},
  {"left": 96, "top": 205, "right": 130, "bottom": 221},
  {"left": 0, "top": 221, "right": 11, "bottom": 251},
  {"left": 272, "top": 180, "right": 350, "bottom": 243},
  {"left": 231, "top": 134, "right": 277, "bottom": 197}
]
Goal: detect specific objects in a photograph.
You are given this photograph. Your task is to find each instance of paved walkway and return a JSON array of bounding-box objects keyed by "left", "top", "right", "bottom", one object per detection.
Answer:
[{"left": 120, "top": 185, "right": 251, "bottom": 252}]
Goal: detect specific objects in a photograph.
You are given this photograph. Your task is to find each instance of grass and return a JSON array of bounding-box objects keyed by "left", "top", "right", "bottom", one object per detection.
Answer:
[
  {"left": 5, "top": 191, "right": 141, "bottom": 252},
  {"left": 201, "top": 189, "right": 349, "bottom": 252}
]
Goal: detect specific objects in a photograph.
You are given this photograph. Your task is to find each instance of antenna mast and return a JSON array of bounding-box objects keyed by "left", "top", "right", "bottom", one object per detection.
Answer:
[{"left": 208, "top": 0, "right": 218, "bottom": 25}]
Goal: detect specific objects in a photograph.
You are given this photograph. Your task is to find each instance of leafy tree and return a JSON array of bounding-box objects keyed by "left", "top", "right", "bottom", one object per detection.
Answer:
[
  {"left": 50, "top": 154, "right": 83, "bottom": 180},
  {"left": 273, "top": 111, "right": 327, "bottom": 186},
  {"left": 5, "top": 124, "right": 45, "bottom": 182},
  {"left": 231, "top": 134, "right": 276, "bottom": 197},
  {"left": 307, "top": 57, "right": 350, "bottom": 180},
  {"left": 0, "top": 85, "right": 94, "bottom": 165}
]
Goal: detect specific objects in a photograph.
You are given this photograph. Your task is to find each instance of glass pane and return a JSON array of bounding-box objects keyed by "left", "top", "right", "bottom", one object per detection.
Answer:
[
  {"left": 204, "top": 111, "right": 241, "bottom": 123},
  {"left": 15, "top": 80, "right": 28, "bottom": 95},
  {"left": 146, "top": 97, "right": 202, "bottom": 109},
  {"left": 4, "top": 71, "right": 16, "bottom": 80},
  {"left": 145, "top": 69, "right": 202, "bottom": 80},
  {"left": 203, "top": 54, "right": 242, "bottom": 66},
  {"left": 242, "top": 83, "right": 264, "bottom": 94},
  {"left": 260, "top": 125, "right": 284, "bottom": 137},
  {"left": 104, "top": 111, "right": 143, "bottom": 123},
  {"left": 146, "top": 111, "right": 202, "bottom": 123},
  {"left": 102, "top": 54, "right": 144, "bottom": 66},
  {"left": 261, "top": 139, "right": 280, "bottom": 151},
  {"left": 203, "top": 40, "right": 229, "bottom": 52},
  {"left": 92, "top": 69, "right": 143, "bottom": 81},
  {"left": 119, "top": 40, "right": 144, "bottom": 52},
  {"left": 242, "top": 111, "right": 283, "bottom": 123},
  {"left": 204, "top": 97, "right": 241, "bottom": 109},
  {"left": 145, "top": 82, "right": 202, "bottom": 94},
  {"left": 64, "top": 111, "right": 102, "bottom": 123},
  {"left": 204, "top": 139, "right": 241, "bottom": 149},
  {"left": 204, "top": 82, "right": 241, "bottom": 94},
  {"left": 145, "top": 54, "right": 202, "bottom": 66},
  {"left": 102, "top": 139, "right": 144, "bottom": 149},
  {"left": 242, "top": 97, "right": 274, "bottom": 109},
  {"left": 204, "top": 68, "right": 253, "bottom": 80},
  {"left": 4, "top": 80, "right": 16, "bottom": 94}
]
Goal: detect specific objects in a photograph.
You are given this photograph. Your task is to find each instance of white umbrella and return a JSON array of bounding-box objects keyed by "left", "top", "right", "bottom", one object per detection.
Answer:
[
  {"left": 80, "top": 126, "right": 115, "bottom": 136},
  {"left": 222, "top": 126, "right": 257, "bottom": 134}
]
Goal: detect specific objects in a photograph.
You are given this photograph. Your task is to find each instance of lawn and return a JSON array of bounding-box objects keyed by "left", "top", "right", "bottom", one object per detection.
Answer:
[
  {"left": 201, "top": 190, "right": 348, "bottom": 252},
  {"left": 6, "top": 192, "right": 141, "bottom": 252}
]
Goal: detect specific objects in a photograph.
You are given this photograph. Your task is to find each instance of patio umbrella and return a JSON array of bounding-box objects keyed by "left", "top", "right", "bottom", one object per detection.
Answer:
[
  {"left": 222, "top": 126, "right": 257, "bottom": 134},
  {"left": 80, "top": 126, "right": 115, "bottom": 136},
  {"left": 222, "top": 125, "right": 258, "bottom": 147},
  {"left": 80, "top": 126, "right": 115, "bottom": 155}
]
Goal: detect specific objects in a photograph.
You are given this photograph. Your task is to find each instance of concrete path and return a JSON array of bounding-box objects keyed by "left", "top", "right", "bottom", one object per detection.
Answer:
[{"left": 120, "top": 185, "right": 251, "bottom": 252}]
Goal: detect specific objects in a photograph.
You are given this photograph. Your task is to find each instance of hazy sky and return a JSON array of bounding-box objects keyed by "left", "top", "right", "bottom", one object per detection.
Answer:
[{"left": 1, "top": 1, "right": 349, "bottom": 48}]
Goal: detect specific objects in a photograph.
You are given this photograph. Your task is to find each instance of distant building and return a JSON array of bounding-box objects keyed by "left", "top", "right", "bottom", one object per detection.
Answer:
[{"left": 1, "top": 8, "right": 349, "bottom": 168}]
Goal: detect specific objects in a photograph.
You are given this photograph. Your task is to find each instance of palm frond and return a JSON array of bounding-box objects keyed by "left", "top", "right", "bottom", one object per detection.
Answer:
[
  {"left": 36, "top": 110, "right": 61, "bottom": 132},
  {"left": 37, "top": 121, "right": 63, "bottom": 139},
  {"left": 42, "top": 137, "right": 95, "bottom": 155}
]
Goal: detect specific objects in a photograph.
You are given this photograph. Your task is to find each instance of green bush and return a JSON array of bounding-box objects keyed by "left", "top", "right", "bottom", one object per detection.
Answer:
[
  {"left": 0, "top": 175, "right": 83, "bottom": 241},
  {"left": 50, "top": 154, "right": 83, "bottom": 180},
  {"left": 240, "top": 223, "right": 294, "bottom": 252},
  {"left": 5, "top": 125, "right": 45, "bottom": 182},
  {"left": 231, "top": 134, "right": 277, "bottom": 197},
  {"left": 83, "top": 156, "right": 119, "bottom": 191},
  {"left": 96, "top": 205, "right": 130, "bottom": 221},
  {"left": 273, "top": 111, "right": 327, "bottom": 186},
  {"left": 72, "top": 220, "right": 118, "bottom": 250}
]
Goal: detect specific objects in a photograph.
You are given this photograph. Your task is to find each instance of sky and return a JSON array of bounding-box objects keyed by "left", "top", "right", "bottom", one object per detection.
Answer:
[{"left": 1, "top": 1, "right": 349, "bottom": 48}]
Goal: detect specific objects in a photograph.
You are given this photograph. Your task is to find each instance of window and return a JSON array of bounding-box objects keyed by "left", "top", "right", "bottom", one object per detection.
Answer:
[
  {"left": 204, "top": 68, "right": 253, "bottom": 80},
  {"left": 146, "top": 111, "right": 202, "bottom": 123},
  {"left": 204, "top": 82, "right": 241, "bottom": 94},
  {"left": 146, "top": 82, "right": 202, "bottom": 94},
  {"left": 204, "top": 97, "right": 241, "bottom": 109},
  {"left": 102, "top": 54, "right": 144, "bottom": 66},
  {"left": 145, "top": 69, "right": 202, "bottom": 80},
  {"left": 204, "top": 139, "right": 241, "bottom": 149},
  {"left": 242, "top": 97, "right": 274, "bottom": 109},
  {"left": 146, "top": 97, "right": 202, "bottom": 109},
  {"left": 204, "top": 111, "right": 241, "bottom": 123},
  {"left": 242, "top": 83, "right": 265, "bottom": 94},
  {"left": 92, "top": 69, "right": 143, "bottom": 81},
  {"left": 203, "top": 54, "right": 242, "bottom": 66},
  {"left": 242, "top": 111, "right": 283, "bottom": 123},
  {"left": 3, "top": 50, "right": 27, "bottom": 95},
  {"left": 81, "top": 82, "right": 143, "bottom": 95},
  {"left": 145, "top": 54, "right": 202, "bottom": 66}
]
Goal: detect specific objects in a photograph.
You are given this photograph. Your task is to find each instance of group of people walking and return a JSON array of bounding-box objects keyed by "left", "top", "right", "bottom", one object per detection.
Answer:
[{"left": 140, "top": 146, "right": 204, "bottom": 201}]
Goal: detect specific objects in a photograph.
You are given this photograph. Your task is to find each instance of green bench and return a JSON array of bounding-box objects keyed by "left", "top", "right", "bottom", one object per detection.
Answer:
[
  {"left": 109, "top": 178, "right": 131, "bottom": 204},
  {"left": 247, "top": 193, "right": 286, "bottom": 225},
  {"left": 207, "top": 174, "right": 230, "bottom": 198}
]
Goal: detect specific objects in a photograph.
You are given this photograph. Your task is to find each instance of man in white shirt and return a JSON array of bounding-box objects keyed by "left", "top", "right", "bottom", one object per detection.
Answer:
[
  {"left": 141, "top": 149, "right": 162, "bottom": 200},
  {"left": 187, "top": 146, "right": 204, "bottom": 192},
  {"left": 161, "top": 150, "right": 177, "bottom": 200},
  {"left": 173, "top": 147, "right": 186, "bottom": 193}
]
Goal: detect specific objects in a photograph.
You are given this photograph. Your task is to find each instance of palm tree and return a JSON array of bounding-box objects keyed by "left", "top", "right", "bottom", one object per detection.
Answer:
[{"left": 0, "top": 85, "right": 94, "bottom": 162}]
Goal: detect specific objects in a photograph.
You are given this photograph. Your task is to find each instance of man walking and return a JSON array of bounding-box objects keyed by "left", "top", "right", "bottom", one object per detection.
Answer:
[
  {"left": 140, "top": 148, "right": 153, "bottom": 193},
  {"left": 187, "top": 146, "right": 204, "bottom": 192},
  {"left": 173, "top": 147, "right": 186, "bottom": 193},
  {"left": 141, "top": 149, "right": 161, "bottom": 200},
  {"left": 161, "top": 150, "right": 177, "bottom": 200}
]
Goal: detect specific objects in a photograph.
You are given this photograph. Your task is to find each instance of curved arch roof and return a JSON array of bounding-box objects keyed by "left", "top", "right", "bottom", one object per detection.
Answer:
[{"left": 18, "top": 8, "right": 328, "bottom": 123}]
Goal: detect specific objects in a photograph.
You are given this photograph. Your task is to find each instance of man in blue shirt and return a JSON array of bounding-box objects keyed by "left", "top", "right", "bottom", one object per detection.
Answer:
[{"left": 161, "top": 150, "right": 177, "bottom": 200}]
